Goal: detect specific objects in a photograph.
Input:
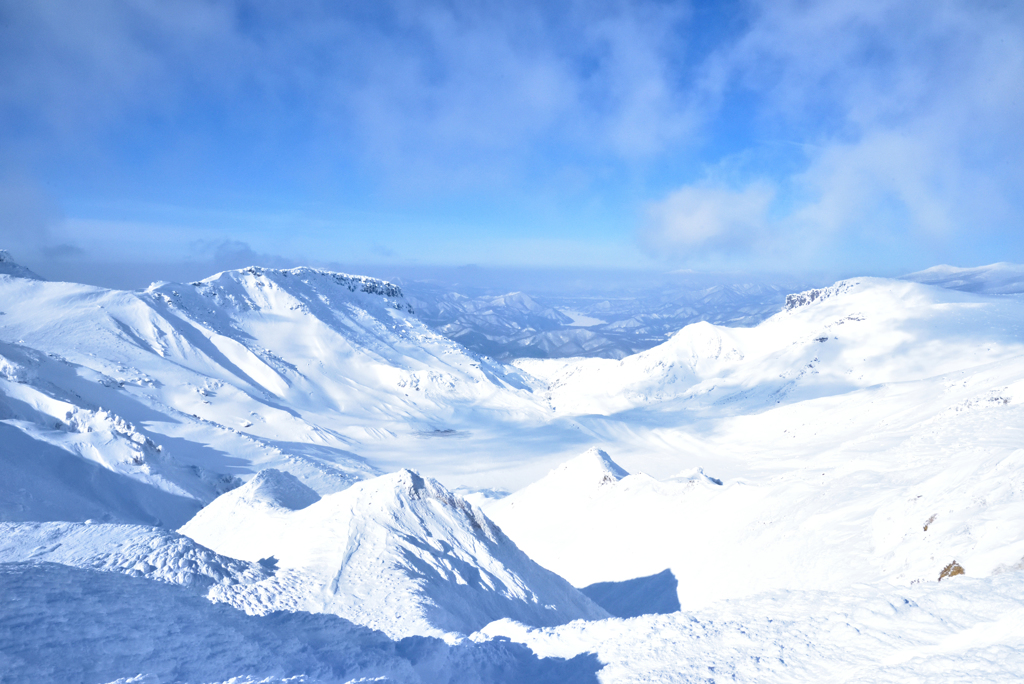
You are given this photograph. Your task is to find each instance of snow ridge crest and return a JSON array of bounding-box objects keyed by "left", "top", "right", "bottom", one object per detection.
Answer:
[
  {"left": 203, "top": 265, "right": 404, "bottom": 298},
  {"left": 785, "top": 280, "right": 859, "bottom": 310},
  {"left": 392, "top": 469, "right": 498, "bottom": 542}
]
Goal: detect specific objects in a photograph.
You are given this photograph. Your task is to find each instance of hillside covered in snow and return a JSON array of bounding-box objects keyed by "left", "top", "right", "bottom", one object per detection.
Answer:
[{"left": 5, "top": 253, "right": 1024, "bottom": 681}]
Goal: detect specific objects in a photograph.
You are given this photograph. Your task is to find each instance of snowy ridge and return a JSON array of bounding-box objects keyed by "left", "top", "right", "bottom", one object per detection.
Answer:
[
  {"left": 515, "top": 278, "right": 1024, "bottom": 416},
  {"left": 181, "top": 468, "right": 608, "bottom": 638},
  {"left": 0, "top": 261, "right": 548, "bottom": 524},
  {"left": 904, "top": 262, "right": 1024, "bottom": 295},
  {"left": 783, "top": 279, "right": 859, "bottom": 309},
  {"left": 477, "top": 571, "right": 1024, "bottom": 682}
]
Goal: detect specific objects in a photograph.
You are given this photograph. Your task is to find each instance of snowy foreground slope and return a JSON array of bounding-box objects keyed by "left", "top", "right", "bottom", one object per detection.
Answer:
[
  {"left": 3, "top": 558, "right": 1024, "bottom": 682},
  {"left": 0, "top": 561, "right": 604, "bottom": 683}
]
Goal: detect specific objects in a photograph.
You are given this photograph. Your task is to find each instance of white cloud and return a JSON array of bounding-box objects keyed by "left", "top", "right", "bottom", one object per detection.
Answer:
[
  {"left": 641, "top": 182, "right": 775, "bottom": 253},
  {"left": 643, "top": 0, "right": 1024, "bottom": 270}
]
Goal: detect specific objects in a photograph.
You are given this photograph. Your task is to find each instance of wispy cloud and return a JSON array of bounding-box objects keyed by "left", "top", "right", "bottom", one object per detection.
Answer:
[
  {"left": 0, "top": 1, "right": 701, "bottom": 193},
  {"left": 641, "top": 182, "right": 774, "bottom": 254},
  {"left": 641, "top": 0, "right": 1024, "bottom": 270}
]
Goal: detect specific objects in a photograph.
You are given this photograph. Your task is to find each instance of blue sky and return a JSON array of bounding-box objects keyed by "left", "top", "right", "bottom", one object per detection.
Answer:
[{"left": 1, "top": 0, "right": 1023, "bottom": 287}]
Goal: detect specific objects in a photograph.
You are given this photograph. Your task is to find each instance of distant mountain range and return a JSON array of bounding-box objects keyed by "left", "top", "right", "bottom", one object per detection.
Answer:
[{"left": 406, "top": 278, "right": 806, "bottom": 360}]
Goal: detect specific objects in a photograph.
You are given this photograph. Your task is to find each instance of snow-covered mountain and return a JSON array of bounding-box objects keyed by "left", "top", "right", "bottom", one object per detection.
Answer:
[
  {"left": 0, "top": 249, "right": 43, "bottom": 280},
  {"left": 488, "top": 278, "right": 1024, "bottom": 611},
  {"left": 0, "top": 258, "right": 550, "bottom": 524},
  {"left": 6, "top": 253, "right": 1024, "bottom": 680},
  {"left": 905, "top": 262, "right": 1024, "bottom": 294},
  {"left": 514, "top": 277, "right": 1024, "bottom": 416},
  {"left": 180, "top": 468, "right": 607, "bottom": 638}
]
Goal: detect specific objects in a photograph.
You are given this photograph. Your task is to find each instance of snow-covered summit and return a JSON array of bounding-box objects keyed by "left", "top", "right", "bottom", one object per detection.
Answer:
[
  {"left": 231, "top": 468, "right": 321, "bottom": 511},
  {"left": 904, "top": 262, "right": 1024, "bottom": 295},
  {"left": 180, "top": 265, "right": 413, "bottom": 315},
  {"left": 0, "top": 250, "right": 44, "bottom": 280},
  {"left": 783, "top": 279, "right": 861, "bottom": 310},
  {"left": 546, "top": 447, "right": 629, "bottom": 488},
  {"left": 180, "top": 468, "right": 608, "bottom": 638}
]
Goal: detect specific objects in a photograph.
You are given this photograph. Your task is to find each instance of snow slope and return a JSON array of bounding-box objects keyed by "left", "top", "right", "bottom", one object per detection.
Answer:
[
  {"left": 181, "top": 468, "right": 607, "bottom": 638},
  {"left": 490, "top": 280, "right": 1024, "bottom": 612},
  {"left": 491, "top": 384, "right": 1024, "bottom": 607},
  {"left": 515, "top": 278, "right": 1024, "bottom": 417},
  {"left": 0, "top": 561, "right": 602, "bottom": 683},
  {"left": 477, "top": 571, "right": 1024, "bottom": 683}
]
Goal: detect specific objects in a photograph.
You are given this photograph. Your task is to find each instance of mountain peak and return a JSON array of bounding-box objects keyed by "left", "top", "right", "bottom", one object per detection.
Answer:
[
  {"left": 203, "top": 265, "right": 405, "bottom": 299},
  {"left": 903, "top": 262, "right": 1024, "bottom": 295},
  {"left": 180, "top": 469, "right": 608, "bottom": 637},
  {"left": 553, "top": 448, "right": 630, "bottom": 485},
  {"left": 0, "top": 250, "right": 44, "bottom": 280},
  {"left": 784, "top": 280, "right": 861, "bottom": 310},
  {"left": 236, "top": 469, "right": 321, "bottom": 511}
]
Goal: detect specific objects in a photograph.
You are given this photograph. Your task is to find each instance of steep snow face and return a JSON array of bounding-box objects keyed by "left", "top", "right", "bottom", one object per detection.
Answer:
[
  {"left": 180, "top": 469, "right": 607, "bottom": 638},
  {"left": 0, "top": 265, "right": 552, "bottom": 524}
]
